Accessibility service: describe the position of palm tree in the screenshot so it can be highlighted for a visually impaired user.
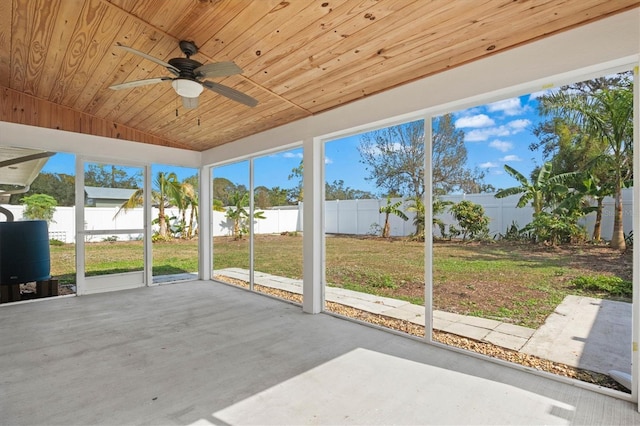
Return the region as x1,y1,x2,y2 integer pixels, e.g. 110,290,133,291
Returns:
115,171,181,240
379,196,408,238
539,83,633,251
495,162,569,214
225,192,266,240
406,196,452,240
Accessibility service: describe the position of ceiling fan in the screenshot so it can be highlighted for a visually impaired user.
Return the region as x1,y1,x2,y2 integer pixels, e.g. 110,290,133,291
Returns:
109,40,258,109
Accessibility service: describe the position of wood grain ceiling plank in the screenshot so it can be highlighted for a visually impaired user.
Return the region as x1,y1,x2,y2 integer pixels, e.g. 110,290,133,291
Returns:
166,0,247,46
73,16,146,112
60,5,133,107
23,0,62,96
233,0,363,81
284,0,615,110
105,0,134,13
195,0,283,58
48,0,110,104
86,30,170,116
8,0,33,92
304,1,640,113
2,84,189,149
201,0,311,64
0,0,12,86
127,0,189,33
35,0,85,99
99,34,180,121
261,0,454,94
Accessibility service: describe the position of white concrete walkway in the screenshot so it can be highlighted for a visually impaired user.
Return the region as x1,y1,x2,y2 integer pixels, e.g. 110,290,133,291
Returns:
215,268,631,376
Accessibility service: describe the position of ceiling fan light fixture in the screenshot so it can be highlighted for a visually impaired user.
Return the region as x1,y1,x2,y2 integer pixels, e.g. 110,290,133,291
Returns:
172,79,203,97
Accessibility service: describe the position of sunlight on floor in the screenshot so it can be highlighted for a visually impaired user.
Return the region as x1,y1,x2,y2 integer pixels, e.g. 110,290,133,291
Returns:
209,348,575,425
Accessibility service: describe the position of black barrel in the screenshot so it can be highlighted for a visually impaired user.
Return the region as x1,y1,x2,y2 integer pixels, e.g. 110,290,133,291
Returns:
0,220,51,284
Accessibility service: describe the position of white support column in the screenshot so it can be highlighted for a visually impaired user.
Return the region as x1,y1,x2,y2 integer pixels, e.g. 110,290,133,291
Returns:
199,166,212,281
74,157,85,295
143,165,154,286
423,116,434,342
302,137,324,314
633,62,640,408
249,158,255,291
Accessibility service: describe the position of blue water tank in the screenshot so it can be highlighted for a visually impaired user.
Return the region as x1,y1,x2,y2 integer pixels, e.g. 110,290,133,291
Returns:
0,220,51,284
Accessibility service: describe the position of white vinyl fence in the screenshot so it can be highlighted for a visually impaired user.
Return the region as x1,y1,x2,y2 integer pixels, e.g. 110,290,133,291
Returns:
0,188,633,242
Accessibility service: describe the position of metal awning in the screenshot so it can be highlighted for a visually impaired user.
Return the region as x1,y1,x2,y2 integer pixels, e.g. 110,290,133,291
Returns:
0,146,54,202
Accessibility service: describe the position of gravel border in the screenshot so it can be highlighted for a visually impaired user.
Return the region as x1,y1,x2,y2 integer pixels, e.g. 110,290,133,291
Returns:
214,276,629,393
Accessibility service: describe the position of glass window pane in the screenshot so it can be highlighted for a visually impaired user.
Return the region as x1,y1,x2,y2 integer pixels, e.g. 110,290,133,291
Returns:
151,165,199,283
324,121,425,336
253,148,303,303
432,71,633,394
212,161,250,287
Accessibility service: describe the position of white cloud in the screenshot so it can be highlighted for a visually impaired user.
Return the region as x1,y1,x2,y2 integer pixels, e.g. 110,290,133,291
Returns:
488,139,513,152
454,114,495,128
325,157,333,164
465,126,511,142
487,98,527,116
507,119,531,131
282,152,303,159
479,162,499,168
500,155,522,162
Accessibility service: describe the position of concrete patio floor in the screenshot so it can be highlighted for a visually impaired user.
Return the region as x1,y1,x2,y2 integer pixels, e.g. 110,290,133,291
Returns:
1,280,638,425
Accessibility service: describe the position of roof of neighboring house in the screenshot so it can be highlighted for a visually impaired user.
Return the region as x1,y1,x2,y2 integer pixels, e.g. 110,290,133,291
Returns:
84,186,137,201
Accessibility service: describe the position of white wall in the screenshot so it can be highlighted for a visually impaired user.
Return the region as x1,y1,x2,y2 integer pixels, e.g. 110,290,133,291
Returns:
9,188,630,242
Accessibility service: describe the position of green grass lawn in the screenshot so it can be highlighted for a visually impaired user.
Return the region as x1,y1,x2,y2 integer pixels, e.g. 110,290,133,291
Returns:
51,235,632,328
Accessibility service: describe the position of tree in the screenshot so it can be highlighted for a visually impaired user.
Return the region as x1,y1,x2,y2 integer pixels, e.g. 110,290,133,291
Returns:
359,120,425,198
287,160,304,203
213,177,243,207
10,172,75,206
449,200,489,241
21,193,57,224
225,192,266,239
539,76,633,250
116,172,181,240
325,179,374,200
359,116,488,199
432,114,488,195
175,176,198,239
378,197,408,238
85,164,141,189
495,162,570,215
531,117,614,242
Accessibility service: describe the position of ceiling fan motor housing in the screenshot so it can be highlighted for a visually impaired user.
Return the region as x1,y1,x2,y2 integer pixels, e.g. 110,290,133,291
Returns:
168,57,203,80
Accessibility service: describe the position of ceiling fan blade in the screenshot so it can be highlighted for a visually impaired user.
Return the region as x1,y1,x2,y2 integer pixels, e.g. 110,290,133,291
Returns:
109,77,172,90
181,96,199,109
194,61,243,79
115,42,180,76
202,81,258,107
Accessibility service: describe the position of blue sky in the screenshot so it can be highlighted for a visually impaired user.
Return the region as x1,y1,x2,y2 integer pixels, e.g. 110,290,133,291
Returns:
214,92,548,194
43,91,548,194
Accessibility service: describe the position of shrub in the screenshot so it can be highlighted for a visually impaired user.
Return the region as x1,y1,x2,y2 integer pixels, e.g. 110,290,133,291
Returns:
21,193,57,224
524,212,586,245
449,200,490,241
571,275,632,298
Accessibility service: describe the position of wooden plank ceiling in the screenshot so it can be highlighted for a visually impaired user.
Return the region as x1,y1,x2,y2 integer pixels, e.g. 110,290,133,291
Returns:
0,0,638,152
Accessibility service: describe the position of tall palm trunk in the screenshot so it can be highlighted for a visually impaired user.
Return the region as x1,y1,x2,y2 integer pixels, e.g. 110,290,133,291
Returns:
591,197,603,242
610,184,626,251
